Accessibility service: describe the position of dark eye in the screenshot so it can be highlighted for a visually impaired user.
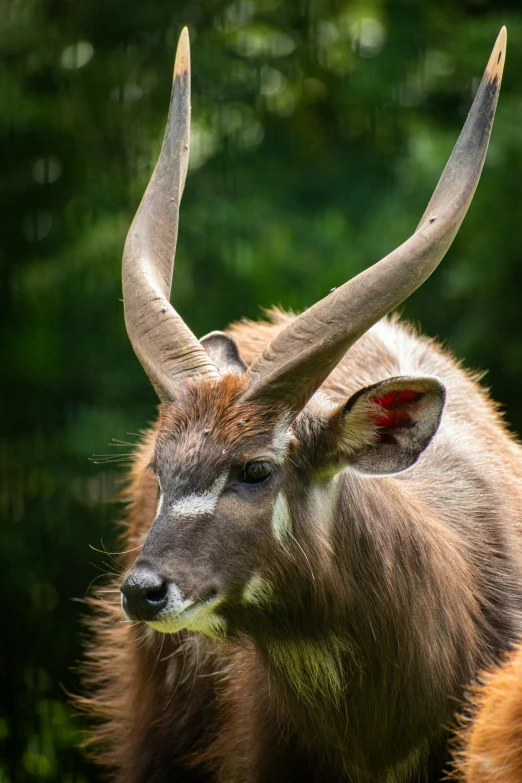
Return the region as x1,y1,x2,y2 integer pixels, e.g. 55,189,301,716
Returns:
240,461,273,485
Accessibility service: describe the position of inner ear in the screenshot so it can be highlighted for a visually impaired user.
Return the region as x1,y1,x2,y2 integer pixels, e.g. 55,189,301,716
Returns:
200,332,247,375
335,376,446,475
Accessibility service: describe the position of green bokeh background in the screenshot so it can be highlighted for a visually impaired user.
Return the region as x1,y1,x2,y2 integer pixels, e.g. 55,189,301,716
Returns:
2,0,522,780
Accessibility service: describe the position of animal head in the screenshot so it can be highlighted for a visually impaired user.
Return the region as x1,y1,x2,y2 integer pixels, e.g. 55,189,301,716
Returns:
120,27,505,637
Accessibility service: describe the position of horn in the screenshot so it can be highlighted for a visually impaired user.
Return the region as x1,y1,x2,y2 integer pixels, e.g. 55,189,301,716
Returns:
243,28,506,412
122,27,219,402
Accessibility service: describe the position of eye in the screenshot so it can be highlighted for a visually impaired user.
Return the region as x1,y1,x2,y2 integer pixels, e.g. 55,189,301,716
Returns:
240,461,273,485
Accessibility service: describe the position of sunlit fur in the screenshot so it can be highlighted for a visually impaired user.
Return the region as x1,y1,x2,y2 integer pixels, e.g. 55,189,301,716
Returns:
79,311,522,783
454,642,522,783
266,634,359,706
242,574,274,607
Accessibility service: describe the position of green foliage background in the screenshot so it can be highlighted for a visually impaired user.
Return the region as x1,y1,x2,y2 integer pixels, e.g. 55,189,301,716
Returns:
2,0,522,780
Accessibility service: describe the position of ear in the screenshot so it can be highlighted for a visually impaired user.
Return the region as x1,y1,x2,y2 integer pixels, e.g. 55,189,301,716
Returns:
334,376,445,475
200,331,247,375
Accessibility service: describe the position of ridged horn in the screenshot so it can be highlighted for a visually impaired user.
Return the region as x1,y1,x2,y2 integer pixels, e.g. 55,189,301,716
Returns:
243,27,506,412
122,27,219,402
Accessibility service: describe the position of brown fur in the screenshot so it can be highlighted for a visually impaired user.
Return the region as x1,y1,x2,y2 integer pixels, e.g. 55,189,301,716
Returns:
79,310,522,783
455,643,522,783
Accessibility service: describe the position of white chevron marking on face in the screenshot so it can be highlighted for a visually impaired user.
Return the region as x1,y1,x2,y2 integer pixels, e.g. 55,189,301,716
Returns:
272,491,292,541
169,472,228,518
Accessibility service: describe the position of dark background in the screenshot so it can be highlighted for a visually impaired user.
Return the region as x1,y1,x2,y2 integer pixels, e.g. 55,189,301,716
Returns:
2,0,522,780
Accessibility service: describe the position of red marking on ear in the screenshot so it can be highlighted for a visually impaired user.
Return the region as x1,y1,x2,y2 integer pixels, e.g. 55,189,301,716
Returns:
374,410,413,429
373,390,420,409
372,389,421,431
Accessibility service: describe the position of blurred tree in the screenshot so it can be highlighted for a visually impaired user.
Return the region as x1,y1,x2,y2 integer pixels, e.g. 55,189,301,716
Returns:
1,0,522,780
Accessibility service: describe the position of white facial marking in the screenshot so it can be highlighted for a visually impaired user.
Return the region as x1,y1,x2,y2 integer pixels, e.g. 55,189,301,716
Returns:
164,582,184,614
271,412,293,463
242,574,274,606
169,471,228,518
272,491,292,542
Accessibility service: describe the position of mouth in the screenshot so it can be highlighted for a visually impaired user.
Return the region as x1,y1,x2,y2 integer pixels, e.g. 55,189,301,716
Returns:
146,590,226,638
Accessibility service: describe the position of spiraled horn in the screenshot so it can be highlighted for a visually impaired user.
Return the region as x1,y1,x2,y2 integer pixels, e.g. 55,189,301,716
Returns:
243,28,506,414
122,27,219,402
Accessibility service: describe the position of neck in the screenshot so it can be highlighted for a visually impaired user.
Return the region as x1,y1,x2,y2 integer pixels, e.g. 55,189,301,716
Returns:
235,469,482,775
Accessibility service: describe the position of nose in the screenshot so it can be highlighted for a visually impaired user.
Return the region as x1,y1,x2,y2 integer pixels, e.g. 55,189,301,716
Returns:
120,568,169,621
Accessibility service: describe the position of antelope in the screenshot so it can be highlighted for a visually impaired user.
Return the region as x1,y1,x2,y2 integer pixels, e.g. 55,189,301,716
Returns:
80,27,522,783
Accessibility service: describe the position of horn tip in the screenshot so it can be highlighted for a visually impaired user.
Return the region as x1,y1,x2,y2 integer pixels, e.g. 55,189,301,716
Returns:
485,26,507,86
174,27,190,82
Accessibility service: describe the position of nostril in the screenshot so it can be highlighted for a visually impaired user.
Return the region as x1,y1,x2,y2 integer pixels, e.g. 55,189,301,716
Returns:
144,582,168,605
